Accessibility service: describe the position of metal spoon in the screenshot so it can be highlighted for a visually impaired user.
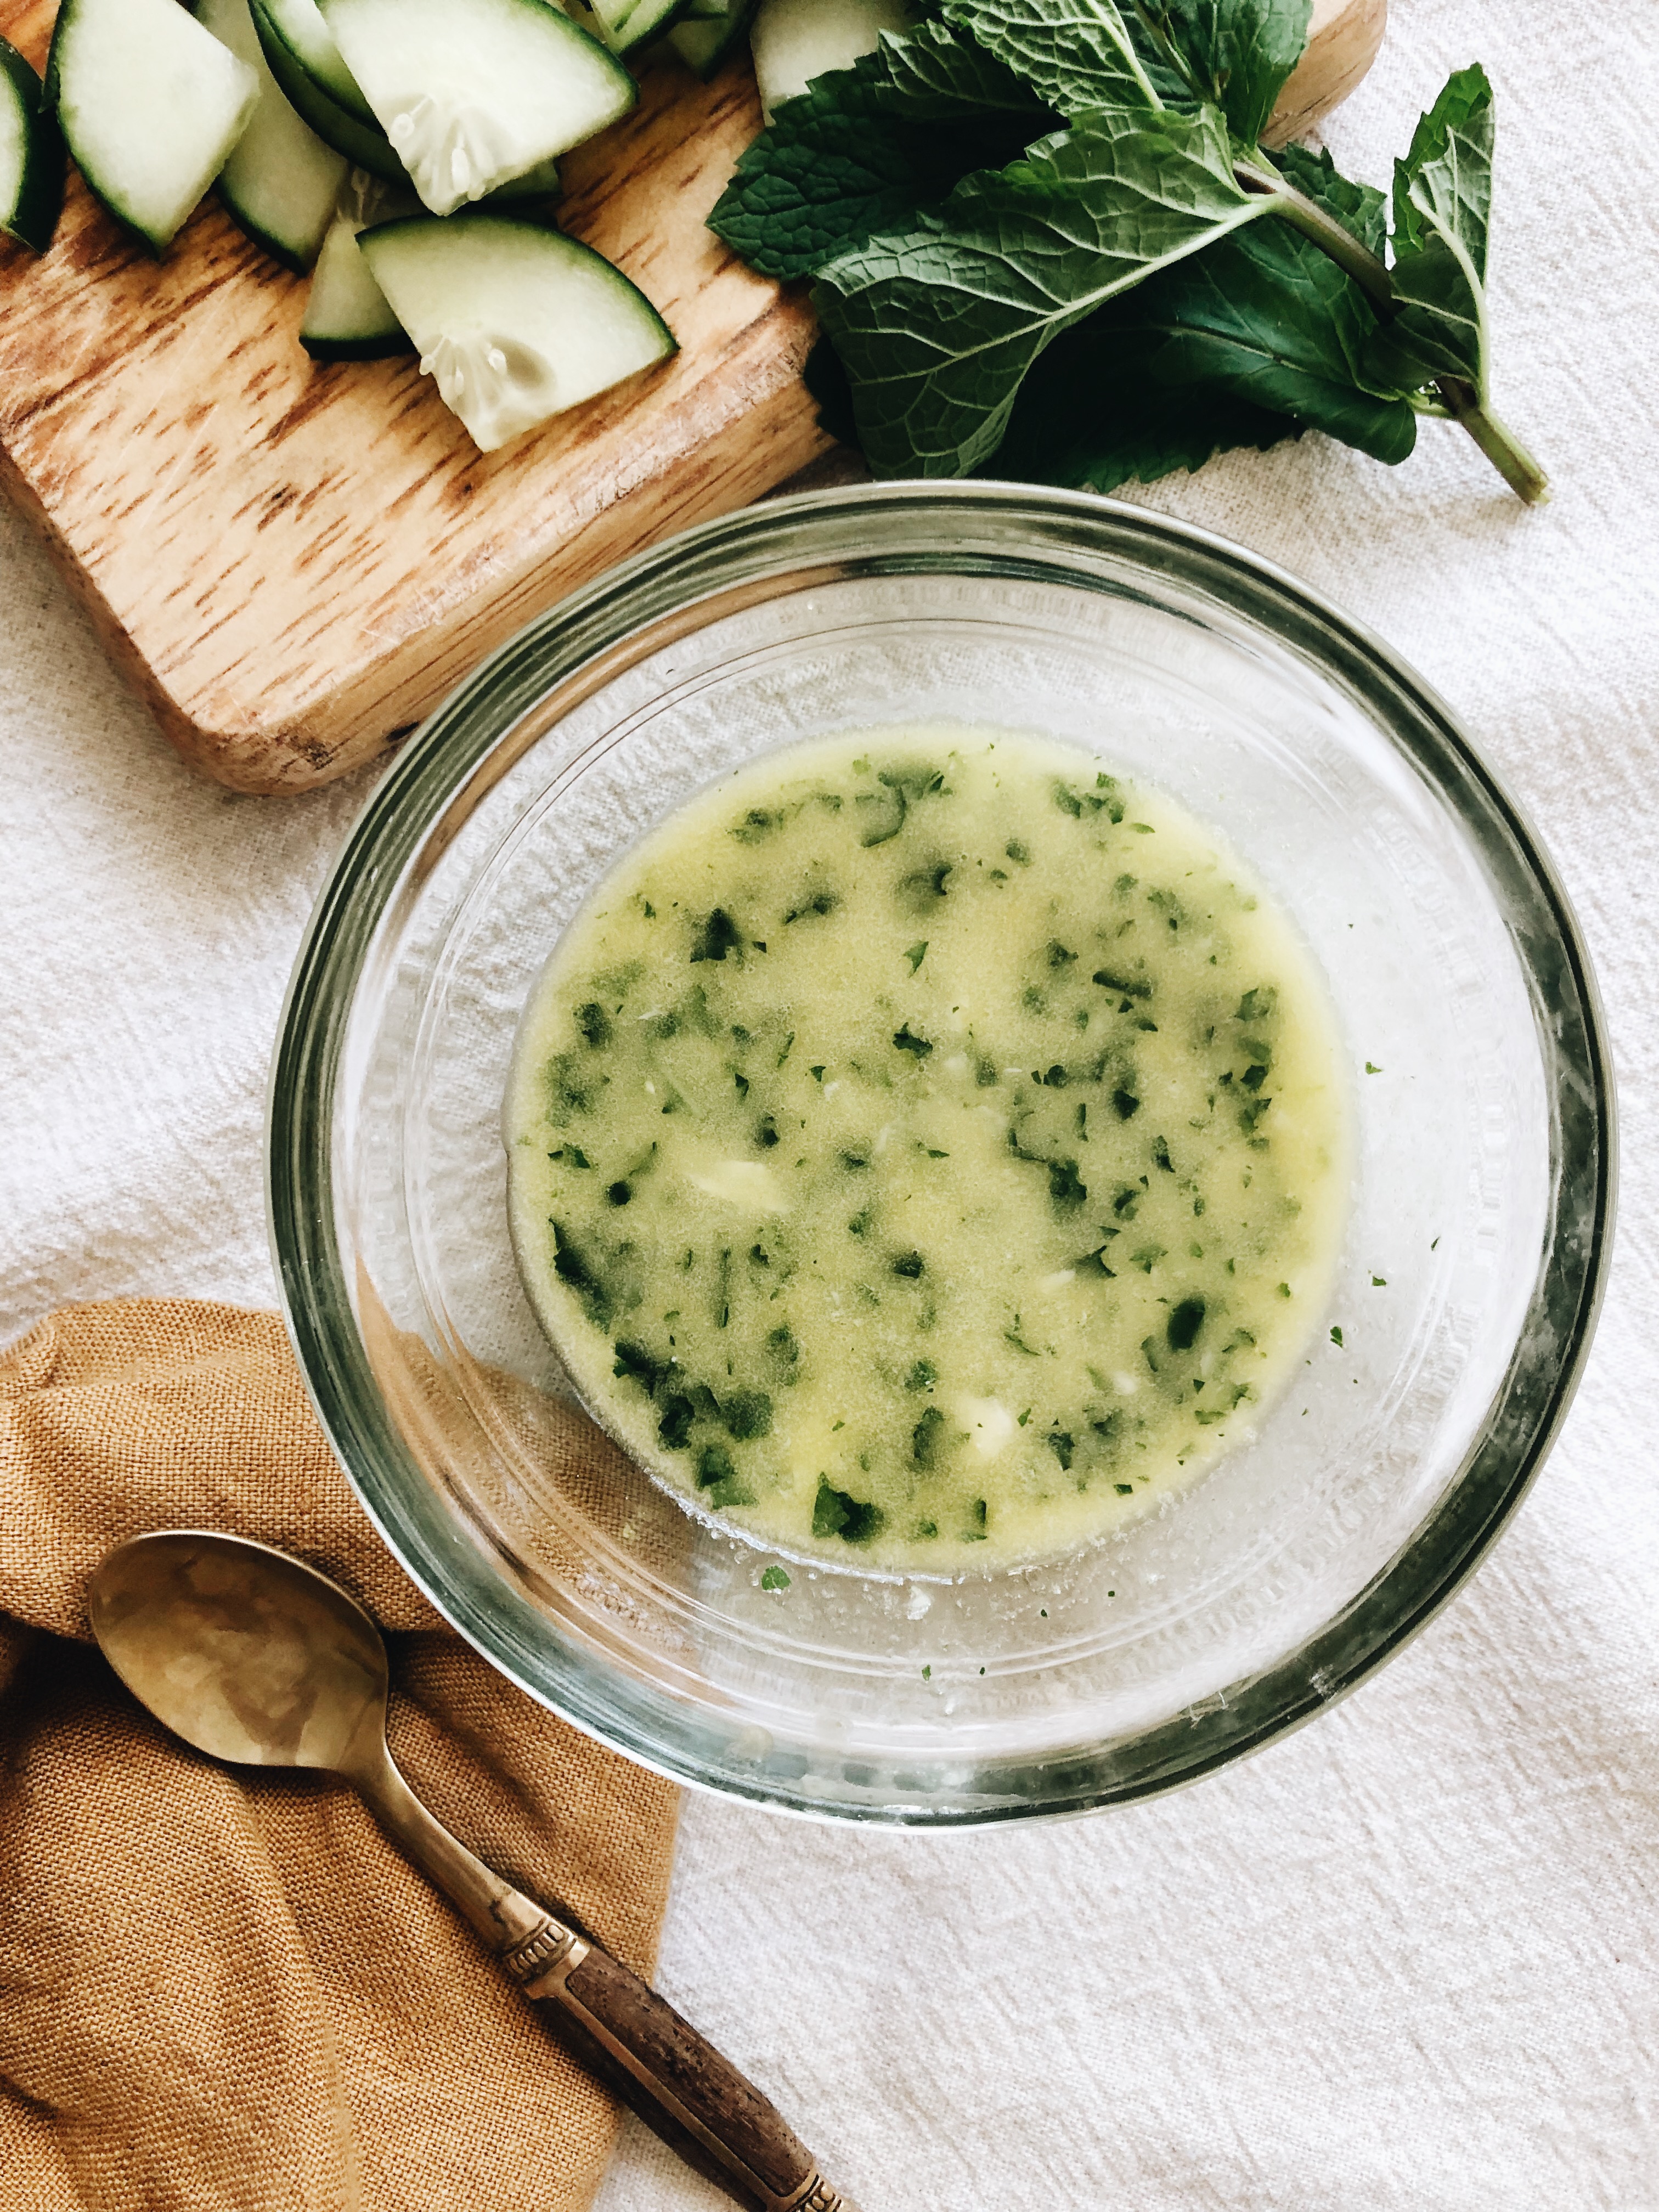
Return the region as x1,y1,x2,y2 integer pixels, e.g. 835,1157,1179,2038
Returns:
88,1528,858,2212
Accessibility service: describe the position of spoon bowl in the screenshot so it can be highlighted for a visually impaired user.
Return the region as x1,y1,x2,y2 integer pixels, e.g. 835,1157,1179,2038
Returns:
90,1530,389,1775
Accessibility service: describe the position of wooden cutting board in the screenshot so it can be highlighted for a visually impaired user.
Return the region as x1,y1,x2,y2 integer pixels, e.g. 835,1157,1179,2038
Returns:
0,0,1383,795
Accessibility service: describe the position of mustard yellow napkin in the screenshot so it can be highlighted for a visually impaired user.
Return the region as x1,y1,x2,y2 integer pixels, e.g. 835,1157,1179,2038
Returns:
0,1299,679,2212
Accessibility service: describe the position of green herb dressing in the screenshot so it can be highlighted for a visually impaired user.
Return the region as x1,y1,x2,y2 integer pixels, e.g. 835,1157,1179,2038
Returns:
505,729,1349,1571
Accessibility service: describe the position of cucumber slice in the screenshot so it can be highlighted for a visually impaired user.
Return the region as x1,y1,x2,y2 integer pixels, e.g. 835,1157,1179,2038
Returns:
586,0,691,60
358,212,674,451
749,0,909,119
300,209,410,358
667,0,759,81
257,0,373,123
0,36,64,254
249,0,402,179
249,0,565,199
46,0,260,253
320,0,635,216
200,0,346,272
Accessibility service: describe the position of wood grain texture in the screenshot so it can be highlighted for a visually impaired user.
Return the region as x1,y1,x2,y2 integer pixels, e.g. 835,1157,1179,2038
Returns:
0,0,828,792
0,0,1383,796
542,1942,819,2210
1263,0,1388,149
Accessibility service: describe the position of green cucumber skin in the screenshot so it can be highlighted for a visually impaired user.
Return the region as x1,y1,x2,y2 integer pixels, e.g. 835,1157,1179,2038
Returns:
213,189,314,276
597,0,695,60
299,326,414,360
249,0,404,180
667,0,758,81
0,35,65,254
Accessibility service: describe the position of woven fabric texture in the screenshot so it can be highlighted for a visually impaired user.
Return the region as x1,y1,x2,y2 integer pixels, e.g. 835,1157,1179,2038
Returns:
1,0,1656,2205
0,1301,679,2212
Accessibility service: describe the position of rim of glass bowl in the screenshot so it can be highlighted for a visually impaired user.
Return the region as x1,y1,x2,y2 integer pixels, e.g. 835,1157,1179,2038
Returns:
269,482,1615,1827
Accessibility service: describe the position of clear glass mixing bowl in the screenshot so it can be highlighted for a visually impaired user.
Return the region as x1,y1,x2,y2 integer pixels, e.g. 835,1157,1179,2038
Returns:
269,484,1613,1825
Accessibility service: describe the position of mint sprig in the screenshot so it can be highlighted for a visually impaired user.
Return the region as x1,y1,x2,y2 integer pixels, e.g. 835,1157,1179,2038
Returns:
816,104,1274,475
1363,63,1547,503
709,0,1548,502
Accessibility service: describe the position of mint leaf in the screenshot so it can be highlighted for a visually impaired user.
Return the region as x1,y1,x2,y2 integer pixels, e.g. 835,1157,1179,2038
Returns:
814,103,1273,476
941,0,1161,117
1123,5,1203,108
1361,63,1547,501
709,24,1052,280
803,331,861,442
1135,0,1311,148
996,216,1415,488
1271,141,1387,258
1366,63,1492,393
1126,223,1417,455
995,349,1294,492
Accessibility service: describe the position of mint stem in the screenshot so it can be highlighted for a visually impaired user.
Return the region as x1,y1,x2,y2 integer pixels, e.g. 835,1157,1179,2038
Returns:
1431,377,1552,505
1235,161,1550,505
1242,166,1395,308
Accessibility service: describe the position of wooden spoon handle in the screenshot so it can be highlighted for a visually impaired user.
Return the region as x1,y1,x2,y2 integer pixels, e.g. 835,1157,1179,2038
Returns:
510,1927,857,2212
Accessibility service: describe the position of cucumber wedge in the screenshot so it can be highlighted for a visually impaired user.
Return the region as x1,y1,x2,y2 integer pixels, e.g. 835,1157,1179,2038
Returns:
358,212,674,451
749,0,909,120
200,0,346,272
301,208,410,359
249,0,565,200
46,0,260,254
319,0,634,216
667,0,759,81
586,0,691,60
249,0,401,179
257,0,373,122
0,36,64,254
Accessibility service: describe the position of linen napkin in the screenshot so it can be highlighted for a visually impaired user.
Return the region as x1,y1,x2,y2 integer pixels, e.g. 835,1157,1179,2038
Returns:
0,1297,680,2212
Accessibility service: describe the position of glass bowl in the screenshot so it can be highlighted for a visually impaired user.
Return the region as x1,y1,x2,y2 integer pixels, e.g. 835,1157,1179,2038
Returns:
269,483,1613,1826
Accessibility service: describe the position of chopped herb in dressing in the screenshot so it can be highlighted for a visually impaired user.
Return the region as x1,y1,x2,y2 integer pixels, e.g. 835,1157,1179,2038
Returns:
506,728,1348,1570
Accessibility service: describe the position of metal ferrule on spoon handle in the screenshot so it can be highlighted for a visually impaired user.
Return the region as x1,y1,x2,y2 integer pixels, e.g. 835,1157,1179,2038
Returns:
360,1748,860,2212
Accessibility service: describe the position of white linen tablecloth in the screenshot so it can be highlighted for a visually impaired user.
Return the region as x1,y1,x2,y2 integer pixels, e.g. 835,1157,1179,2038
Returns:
3,2,1656,2202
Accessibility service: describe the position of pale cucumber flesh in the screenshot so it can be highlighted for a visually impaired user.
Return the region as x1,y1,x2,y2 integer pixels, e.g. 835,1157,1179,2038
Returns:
359,212,674,450
200,0,345,272
48,0,260,252
0,74,22,228
301,210,411,357
750,0,909,120
321,0,634,216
